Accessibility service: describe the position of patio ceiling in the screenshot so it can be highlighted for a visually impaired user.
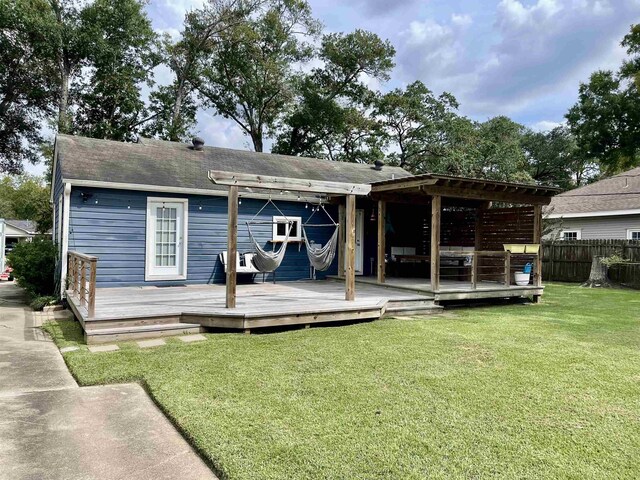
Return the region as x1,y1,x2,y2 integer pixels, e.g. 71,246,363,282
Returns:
370,174,560,205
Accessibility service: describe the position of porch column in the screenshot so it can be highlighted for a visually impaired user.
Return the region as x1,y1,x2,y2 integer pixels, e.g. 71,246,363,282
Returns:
377,200,386,283
345,194,356,301
533,204,543,287
226,185,238,308
430,195,441,291
338,202,345,278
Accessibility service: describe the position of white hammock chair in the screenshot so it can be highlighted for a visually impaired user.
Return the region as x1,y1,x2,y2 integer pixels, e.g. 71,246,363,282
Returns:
302,204,339,271
246,198,292,273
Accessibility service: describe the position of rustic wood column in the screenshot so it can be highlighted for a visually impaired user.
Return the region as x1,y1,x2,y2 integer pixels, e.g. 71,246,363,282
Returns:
533,204,543,287
345,194,356,301
226,186,238,308
430,195,441,291
338,202,346,278
377,200,386,283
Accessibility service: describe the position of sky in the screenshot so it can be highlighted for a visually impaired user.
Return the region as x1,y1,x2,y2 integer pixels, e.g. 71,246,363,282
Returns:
27,0,640,175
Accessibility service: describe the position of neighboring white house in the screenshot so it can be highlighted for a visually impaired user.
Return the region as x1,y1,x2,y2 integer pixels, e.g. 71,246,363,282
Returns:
0,219,38,272
547,166,640,240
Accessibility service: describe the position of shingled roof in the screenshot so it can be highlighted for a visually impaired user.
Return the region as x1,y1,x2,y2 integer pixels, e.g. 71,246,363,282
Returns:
54,134,411,193
4,220,37,234
548,166,640,216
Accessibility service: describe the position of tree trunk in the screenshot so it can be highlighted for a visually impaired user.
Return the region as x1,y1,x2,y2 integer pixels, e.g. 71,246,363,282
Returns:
169,79,186,141
582,255,613,288
251,129,263,152
58,63,71,134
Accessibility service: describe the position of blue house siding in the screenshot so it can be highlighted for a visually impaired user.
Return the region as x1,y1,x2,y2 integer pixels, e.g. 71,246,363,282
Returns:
67,186,338,287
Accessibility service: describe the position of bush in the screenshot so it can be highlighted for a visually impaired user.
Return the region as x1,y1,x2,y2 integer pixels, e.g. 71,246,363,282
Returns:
30,295,58,311
7,237,57,297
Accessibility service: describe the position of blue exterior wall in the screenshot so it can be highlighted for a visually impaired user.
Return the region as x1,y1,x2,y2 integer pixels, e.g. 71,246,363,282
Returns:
66,186,339,287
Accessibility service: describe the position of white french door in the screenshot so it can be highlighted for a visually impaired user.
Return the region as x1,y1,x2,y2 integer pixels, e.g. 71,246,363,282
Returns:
145,198,188,281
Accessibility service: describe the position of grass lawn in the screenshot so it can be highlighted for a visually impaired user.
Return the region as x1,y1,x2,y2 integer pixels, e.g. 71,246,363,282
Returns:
44,284,640,479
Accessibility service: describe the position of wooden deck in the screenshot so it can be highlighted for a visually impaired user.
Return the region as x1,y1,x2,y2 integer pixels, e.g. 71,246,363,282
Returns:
329,276,544,302
66,280,442,344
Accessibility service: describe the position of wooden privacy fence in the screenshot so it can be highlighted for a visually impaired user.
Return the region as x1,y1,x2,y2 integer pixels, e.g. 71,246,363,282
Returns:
67,251,98,317
542,240,640,286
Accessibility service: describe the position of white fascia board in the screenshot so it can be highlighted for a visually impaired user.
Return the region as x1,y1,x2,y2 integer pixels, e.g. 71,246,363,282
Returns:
547,209,640,219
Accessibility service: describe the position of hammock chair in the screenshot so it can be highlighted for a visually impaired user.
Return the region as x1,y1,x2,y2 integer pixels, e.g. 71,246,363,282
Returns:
246,197,292,273
302,204,339,271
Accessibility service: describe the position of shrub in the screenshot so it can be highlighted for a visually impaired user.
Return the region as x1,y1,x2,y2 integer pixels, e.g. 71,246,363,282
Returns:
7,237,57,297
30,295,58,311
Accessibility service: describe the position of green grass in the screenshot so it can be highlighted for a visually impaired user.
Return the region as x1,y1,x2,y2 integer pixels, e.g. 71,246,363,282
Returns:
44,284,640,479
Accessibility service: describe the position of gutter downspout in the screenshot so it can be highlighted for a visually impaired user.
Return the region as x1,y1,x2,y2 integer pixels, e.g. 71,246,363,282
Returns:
0,219,5,273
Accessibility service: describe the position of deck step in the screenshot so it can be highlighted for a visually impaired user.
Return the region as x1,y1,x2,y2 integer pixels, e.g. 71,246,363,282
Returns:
384,305,443,317
85,322,204,344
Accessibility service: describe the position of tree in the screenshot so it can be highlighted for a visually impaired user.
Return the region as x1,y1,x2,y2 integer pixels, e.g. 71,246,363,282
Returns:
566,24,640,175
196,0,321,152
146,0,251,141
375,81,459,170
0,0,58,173
273,29,395,160
72,0,160,141
0,174,52,233
521,125,594,189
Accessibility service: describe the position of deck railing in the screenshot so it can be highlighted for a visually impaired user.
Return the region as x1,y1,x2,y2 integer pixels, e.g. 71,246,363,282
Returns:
440,250,540,290
67,251,98,318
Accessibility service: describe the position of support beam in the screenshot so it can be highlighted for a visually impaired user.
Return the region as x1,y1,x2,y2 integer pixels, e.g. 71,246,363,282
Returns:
377,200,386,283
504,252,511,286
338,202,345,278
209,170,371,196
430,195,441,292
226,185,238,308
345,194,356,301
533,204,543,287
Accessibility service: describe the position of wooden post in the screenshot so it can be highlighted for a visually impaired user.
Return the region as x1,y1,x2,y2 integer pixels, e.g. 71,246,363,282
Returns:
504,251,511,286
226,186,238,308
338,202,345,278
430,195,441,291
88,259,97,318
533,204,542,287
377,200,386,283
471,253,478,290
345,194,356,301
68,256,75,294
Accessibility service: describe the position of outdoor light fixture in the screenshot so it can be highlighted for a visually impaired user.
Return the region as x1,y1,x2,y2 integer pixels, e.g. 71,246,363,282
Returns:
80,192,93,203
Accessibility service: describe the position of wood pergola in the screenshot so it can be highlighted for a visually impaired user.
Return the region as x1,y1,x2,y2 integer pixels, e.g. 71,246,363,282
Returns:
369,174,559,296
208,170,371,308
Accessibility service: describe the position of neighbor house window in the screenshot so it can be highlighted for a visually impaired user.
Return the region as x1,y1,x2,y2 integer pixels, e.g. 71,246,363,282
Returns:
628,229,640,240
272,216,302,242
561,230,581,240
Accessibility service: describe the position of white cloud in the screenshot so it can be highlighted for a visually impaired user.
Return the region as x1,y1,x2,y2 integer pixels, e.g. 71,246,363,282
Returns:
530,120,563,132
451,13,472,28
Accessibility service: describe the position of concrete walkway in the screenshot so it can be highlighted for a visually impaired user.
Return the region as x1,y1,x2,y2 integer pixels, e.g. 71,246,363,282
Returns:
0,282,217,480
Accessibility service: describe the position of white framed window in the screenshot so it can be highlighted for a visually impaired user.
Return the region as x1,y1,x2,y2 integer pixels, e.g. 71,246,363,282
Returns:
627,229,640,240
560,229,581,240
145,197,188,281
272,216,302,242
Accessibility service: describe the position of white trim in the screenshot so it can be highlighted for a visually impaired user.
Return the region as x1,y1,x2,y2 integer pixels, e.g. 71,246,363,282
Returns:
627,228,640,240
60,183,71,297
560,229,581,240
62,178,322,203
145,197,189,281
548,208,640,219
0,220,5,272
272,216,302,242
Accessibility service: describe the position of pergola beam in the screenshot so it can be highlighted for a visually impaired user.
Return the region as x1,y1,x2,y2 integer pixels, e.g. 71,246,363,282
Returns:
209,170,371,196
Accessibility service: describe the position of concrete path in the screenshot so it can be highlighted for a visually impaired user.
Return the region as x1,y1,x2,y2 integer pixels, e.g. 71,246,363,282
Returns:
0,282,217,480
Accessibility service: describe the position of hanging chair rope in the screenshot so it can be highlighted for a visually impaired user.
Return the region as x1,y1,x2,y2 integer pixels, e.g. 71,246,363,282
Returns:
302,204,339,271
245,197,292,273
